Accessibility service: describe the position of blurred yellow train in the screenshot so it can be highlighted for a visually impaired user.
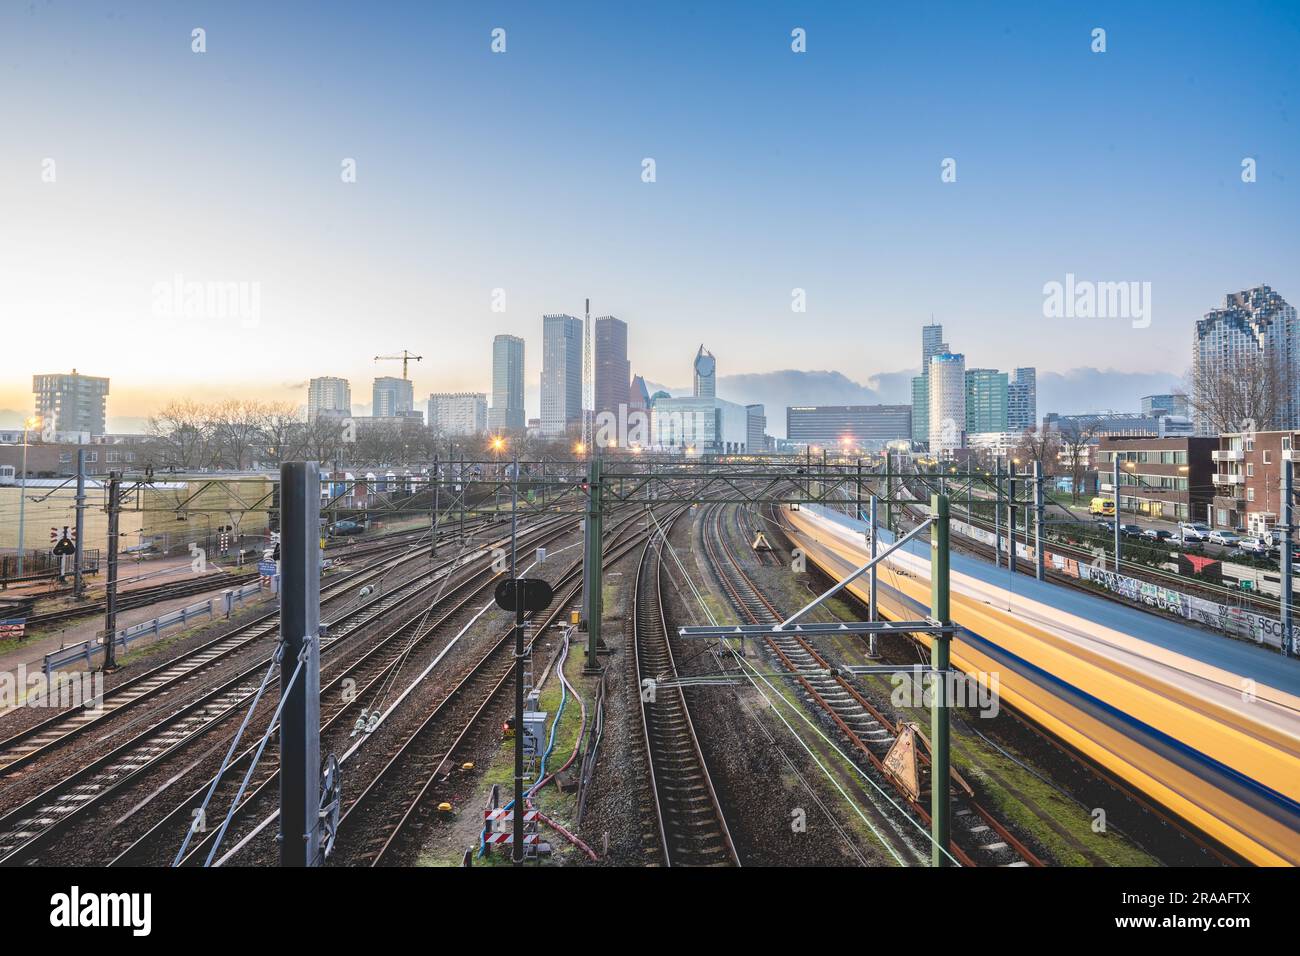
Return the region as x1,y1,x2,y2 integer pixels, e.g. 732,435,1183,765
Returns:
782,504,1300,866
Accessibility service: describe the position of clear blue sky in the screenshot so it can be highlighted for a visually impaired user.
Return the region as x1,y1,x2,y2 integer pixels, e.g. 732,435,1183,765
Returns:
2,0,1297,429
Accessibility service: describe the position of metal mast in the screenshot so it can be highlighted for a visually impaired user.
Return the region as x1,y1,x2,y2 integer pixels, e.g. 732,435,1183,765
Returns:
581,297,593,451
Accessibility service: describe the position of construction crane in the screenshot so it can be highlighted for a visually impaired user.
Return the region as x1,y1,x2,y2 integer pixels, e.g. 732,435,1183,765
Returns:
374,350,423,380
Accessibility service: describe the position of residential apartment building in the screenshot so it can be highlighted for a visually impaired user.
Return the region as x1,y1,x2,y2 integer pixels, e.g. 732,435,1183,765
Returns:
33,370,110,437
1211,430,1300,534
308,376,351,420
1096,435,1215,523
427,392,487,437
1192,285,1298,434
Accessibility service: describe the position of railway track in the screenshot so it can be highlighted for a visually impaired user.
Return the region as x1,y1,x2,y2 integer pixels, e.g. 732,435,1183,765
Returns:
25,571,262,629
176,509,638,867
110,560,525,866
321,514,652,867
702,503,1043,868
0,516,580,865
0,520,532,775
631,516,739,867
20,519,494,631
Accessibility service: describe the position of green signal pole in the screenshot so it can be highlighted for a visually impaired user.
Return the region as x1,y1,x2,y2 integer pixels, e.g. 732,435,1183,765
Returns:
930,492,951,867
584,456,603,670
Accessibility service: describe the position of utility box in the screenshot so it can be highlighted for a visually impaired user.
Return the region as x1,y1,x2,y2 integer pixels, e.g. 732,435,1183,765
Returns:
535,547,547,564
522,711,548,756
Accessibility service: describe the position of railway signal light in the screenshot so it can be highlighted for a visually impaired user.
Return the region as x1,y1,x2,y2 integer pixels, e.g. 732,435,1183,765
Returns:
494,577,554,613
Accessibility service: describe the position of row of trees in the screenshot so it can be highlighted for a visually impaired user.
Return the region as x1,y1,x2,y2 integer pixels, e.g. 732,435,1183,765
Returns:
147,400,326,470
144,400,579,471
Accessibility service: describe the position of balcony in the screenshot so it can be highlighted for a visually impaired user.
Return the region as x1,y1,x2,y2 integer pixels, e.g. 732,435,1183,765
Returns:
1212,449,1244,461
1214,472,1245,485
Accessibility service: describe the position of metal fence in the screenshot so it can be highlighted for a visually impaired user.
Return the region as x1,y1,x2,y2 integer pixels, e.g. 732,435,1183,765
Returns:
42,580,267,677
0,548,101,586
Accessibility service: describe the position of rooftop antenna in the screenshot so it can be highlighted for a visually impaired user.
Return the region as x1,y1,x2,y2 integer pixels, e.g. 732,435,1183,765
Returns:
582,298,593,452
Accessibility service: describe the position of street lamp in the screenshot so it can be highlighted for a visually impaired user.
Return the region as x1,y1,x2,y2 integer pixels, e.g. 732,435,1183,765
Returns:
16,416,38,578
1178,464,1189,523
490,436,505,512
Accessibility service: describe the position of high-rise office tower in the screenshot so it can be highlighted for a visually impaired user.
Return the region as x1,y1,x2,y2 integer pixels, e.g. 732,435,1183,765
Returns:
964,368,1009,435
308,376,351,420
1193,286,1298,434
32,370,110,437
372,376,414,418
911,324,949,444
540,314,583,437
1007,367,1037,432
745,404,767,452
693,345,716,399
921,324,946,365
489,334,526,432
594,316,630,419
928,352,966,456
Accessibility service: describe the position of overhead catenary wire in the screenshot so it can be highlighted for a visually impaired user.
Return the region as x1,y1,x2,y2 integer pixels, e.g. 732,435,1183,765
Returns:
665,501,956,866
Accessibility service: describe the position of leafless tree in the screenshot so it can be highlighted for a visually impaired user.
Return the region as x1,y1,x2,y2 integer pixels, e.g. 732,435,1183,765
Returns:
210,400,270,470
260,402,307,467
1056,416,1100,503
146,400,215,470
1184,349,1285,434
304,415,351,464
1014,427,1061,477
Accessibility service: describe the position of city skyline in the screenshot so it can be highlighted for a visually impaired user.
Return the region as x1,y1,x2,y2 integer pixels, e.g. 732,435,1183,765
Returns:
4,2,1296,431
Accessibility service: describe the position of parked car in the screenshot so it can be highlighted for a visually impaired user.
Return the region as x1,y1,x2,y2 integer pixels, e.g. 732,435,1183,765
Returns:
1119,524,1144,538
1142,528,1173,541
1238,537,1272,556
1179,522,1211,543
1209,529,1242,547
